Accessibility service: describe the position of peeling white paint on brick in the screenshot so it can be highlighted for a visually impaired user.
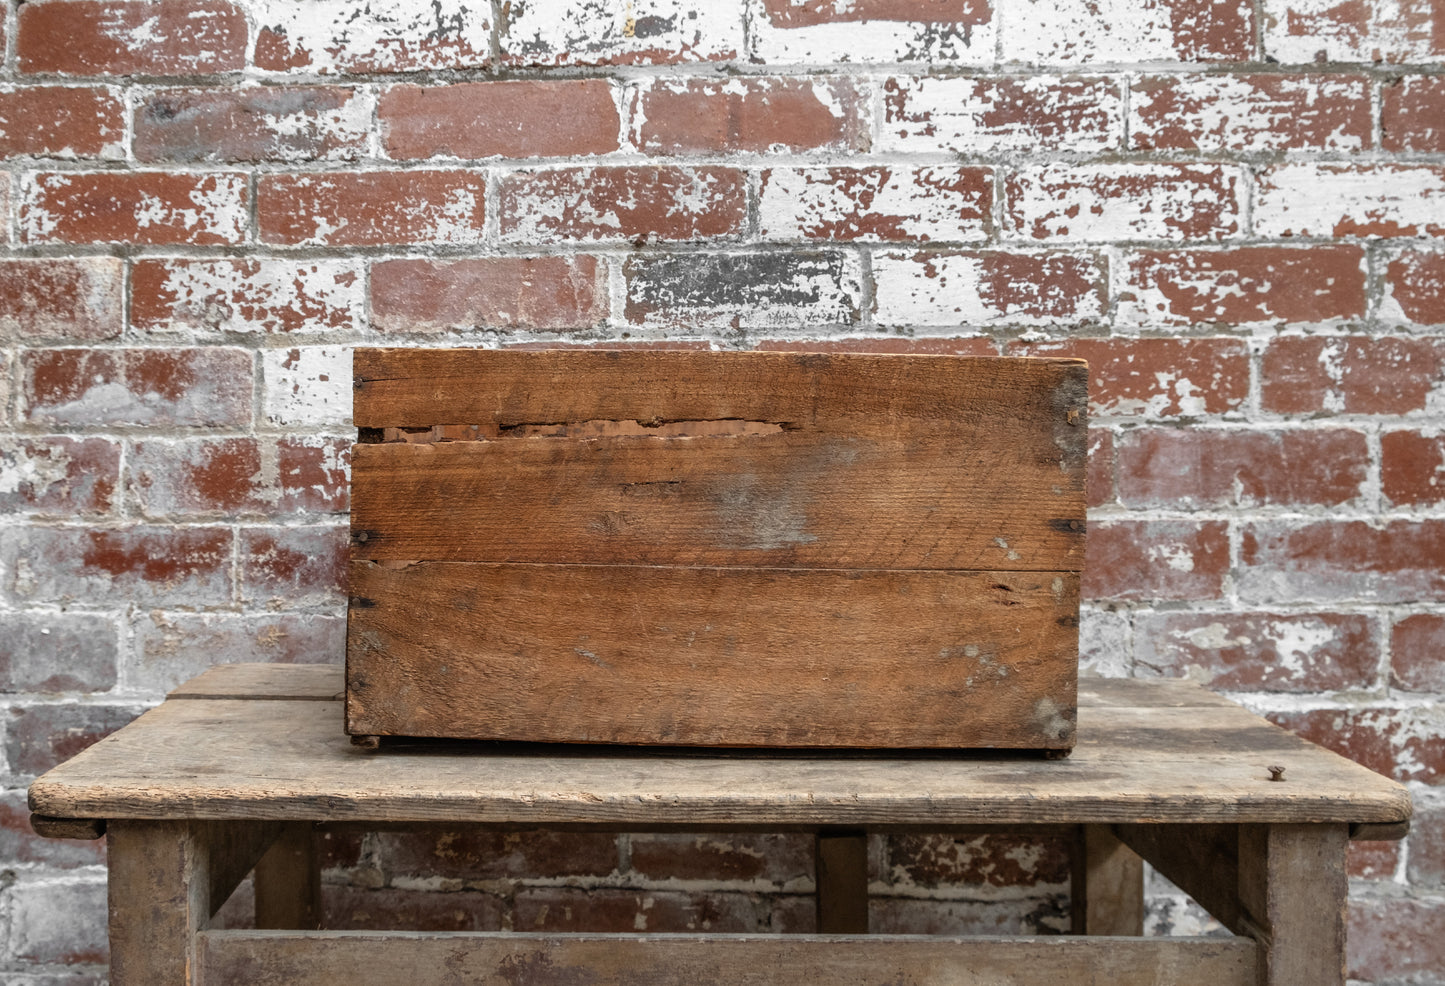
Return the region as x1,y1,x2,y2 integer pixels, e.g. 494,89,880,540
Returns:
760,167,988,242
254,0,491,73
880,76,1122,154
748,0,996,64
1130,74,1368,152
1254,164,1445,238
0,441,72,497
1001,0,1181,64
873,251,1105,325
136,260,365,335
503,0,744,65
1008,164,1241,242
1262,0,1441,63
263,346,352,427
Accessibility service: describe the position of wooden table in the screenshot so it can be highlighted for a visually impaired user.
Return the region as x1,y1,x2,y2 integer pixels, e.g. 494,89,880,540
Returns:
28,665,1410,986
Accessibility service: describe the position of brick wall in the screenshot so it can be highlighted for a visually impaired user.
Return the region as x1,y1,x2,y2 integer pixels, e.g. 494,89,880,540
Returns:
1,0,1442,981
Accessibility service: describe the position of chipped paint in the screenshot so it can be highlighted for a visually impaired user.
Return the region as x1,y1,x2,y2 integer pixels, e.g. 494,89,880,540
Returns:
881,75,1121,153
263,346,353,427
1131,73,1369,152
1263,0,1443,63
1255,164,1445,238
1008,164,1242,242
132,259,364,335
761,167,990,242
503,0,743,65
254,0,491,73
749,0,995,63
874,250,1105,326
1003,0,1249,63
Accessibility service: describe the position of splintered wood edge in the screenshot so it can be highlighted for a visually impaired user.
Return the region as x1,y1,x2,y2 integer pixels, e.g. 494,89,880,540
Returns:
29,814,106,840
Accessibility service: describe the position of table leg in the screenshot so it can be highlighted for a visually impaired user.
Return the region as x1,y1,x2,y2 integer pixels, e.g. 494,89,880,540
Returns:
255,821,322,930
108,820,281,986
815,830,869,933
1239,824,1349,986
1071,824,1144,935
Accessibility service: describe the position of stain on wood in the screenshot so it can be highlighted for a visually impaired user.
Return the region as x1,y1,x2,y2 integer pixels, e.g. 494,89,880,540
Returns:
348,349,1088,749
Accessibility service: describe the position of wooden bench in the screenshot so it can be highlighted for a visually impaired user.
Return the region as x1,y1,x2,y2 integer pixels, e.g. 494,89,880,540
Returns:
29,663,1410,986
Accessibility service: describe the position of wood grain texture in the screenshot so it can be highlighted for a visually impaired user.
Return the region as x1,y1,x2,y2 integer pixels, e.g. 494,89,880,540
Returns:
198,930,1257,986
1115,824,1244,932
254,823,321,931
349,434,1085,570
168,662,344,702
352,349,1089,441
347,561,1079,748
1073,824,1144,936
1239,824,1350,986
27,671,1412,827
28,814,105,840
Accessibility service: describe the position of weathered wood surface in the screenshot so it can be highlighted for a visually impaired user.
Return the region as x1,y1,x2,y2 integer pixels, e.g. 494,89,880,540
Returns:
816,833,869,934
348,562,1078,748
352,349,1089,439
1115,824,1245,933
28,814,105,840
28,669,1411,827
1239,824,1350,986
254,822,321,931
168,662,344,702
348,349,1086,751
1072,824,1144,936
349,435,1085,570
198,930,1257,986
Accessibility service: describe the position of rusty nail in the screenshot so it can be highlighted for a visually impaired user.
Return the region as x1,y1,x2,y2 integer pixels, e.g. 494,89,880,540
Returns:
1268,765,1286,782
1066,408,1081,425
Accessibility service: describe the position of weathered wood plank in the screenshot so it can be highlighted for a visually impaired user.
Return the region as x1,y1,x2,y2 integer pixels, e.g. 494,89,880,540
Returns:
1115,824,1243,932
1072,824,1144,936
1239,824,1350,986
349,433,1084,572
29,688,1412,827
28,814,105,840
168,662,344,702
1077,676,1237,708
352,349,1089,441
254,823,321,931
816,832,869,934
347,561,1079,749
198,930,1257,986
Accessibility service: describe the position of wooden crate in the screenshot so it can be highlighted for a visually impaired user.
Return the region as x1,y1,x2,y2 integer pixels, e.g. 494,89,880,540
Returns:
347,348,1088,751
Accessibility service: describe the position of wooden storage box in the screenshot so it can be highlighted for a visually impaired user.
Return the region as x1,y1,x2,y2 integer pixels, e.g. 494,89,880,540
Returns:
346,349,1087,751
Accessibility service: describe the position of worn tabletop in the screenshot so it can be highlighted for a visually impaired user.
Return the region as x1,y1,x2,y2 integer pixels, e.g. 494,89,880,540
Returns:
29,664,1410,829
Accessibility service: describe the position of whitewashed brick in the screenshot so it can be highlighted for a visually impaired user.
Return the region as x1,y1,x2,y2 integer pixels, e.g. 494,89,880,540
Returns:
1254,164,1445,238
502,0,745,65
263,346,352,428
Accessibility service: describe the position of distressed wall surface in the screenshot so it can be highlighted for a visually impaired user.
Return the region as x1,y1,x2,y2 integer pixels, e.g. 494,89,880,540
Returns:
0,0,1442,982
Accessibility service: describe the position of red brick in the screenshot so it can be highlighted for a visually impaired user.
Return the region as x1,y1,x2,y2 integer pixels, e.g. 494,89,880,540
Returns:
1382,429,1445,506
134,87,369,163
1382,75,1445,151
240,525,346,606
22,347,252,427
1007,164,1242,241
499,167,745,244
0,790,106,866
375,827,617,881
323,886,503,932
1240,520,1445,604
623,252,860,330
1133,612,1376,691
1255,164,1445,238
881,76,1121,154
1347,840,1400,880
871,896,1068,935
18,0,245,75
1083,520,1230,602
1383,247,1445,325
22,171,247,245
0,258,123,342
0,86,124,157
1131,74,1369,152
5,703,138,776
1264,0,1445,63
1117,427,1366,508
888,833,1071,889
371,257,607,333
2,525,233,607
258,171,486,246
1006,338,1249,419
1391,614,1445,692
1,613,118,693
131,259,364,335
632,77,867,155
1261,335,1445,415
255,1,489,74
752,0,993,62
755,338,997,356
130,613,343,693
1348,897,1445,982
9,879,109,964
1120,246,1365,327
630,833,813,885
1006,0,1252,63
513,887,769,934
1,436,120,515
382,80,619,160
500,1,742,66
1406,800,1445,886
129,437,349,517
1087,429,1113,507
760,166,991,242
1269,706,1445,783
874,249,1106,327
